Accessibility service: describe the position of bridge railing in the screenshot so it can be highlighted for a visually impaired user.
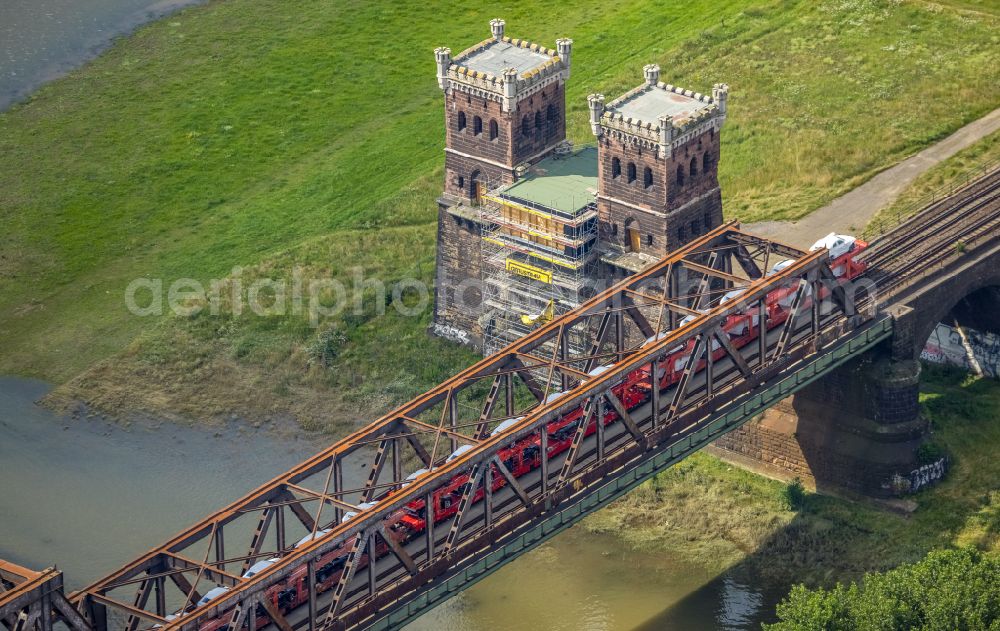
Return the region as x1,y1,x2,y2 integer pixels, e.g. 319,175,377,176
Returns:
863,157,1000,240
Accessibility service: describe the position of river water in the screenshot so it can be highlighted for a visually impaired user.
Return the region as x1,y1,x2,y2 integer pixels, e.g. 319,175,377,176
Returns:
0,377,783,629
0,376,323,581
0,0,204,110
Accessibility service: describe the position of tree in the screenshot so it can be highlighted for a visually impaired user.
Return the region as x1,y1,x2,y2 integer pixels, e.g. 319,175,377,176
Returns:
766,548,1000,630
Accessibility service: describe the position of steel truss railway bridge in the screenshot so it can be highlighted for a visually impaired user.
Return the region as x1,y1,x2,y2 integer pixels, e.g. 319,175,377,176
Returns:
4,167,999,631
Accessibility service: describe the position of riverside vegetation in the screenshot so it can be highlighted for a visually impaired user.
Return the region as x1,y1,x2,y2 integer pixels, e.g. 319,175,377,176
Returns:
766,548,1000,630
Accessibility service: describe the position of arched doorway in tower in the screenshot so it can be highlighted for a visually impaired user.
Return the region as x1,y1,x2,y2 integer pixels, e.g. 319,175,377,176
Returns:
625,218,641,253
469,170,482,203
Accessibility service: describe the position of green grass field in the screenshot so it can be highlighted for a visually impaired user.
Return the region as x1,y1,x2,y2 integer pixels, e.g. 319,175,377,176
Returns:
2,0,998,428
583,367,1000,584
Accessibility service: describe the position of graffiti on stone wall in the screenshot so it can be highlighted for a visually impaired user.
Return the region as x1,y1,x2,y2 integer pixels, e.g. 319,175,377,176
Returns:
885,457,948,495
921,322,1000,378
432,322,471,346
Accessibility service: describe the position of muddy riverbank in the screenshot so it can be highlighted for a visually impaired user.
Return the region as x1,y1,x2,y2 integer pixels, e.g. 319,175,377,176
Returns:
0,0,206,110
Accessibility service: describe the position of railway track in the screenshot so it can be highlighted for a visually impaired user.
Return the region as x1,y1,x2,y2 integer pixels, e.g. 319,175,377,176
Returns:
865,162,1000,248
862,166,1000,300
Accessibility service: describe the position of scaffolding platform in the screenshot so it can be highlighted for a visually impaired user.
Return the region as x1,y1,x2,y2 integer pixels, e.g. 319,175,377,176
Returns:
479,146,600,357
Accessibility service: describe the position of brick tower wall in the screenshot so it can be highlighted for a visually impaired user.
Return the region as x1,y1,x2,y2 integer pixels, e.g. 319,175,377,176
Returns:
432,208,484,346
443,83,567,203
511,83,566,165
433,24,572,348
597,127,723,255
443,92,515,200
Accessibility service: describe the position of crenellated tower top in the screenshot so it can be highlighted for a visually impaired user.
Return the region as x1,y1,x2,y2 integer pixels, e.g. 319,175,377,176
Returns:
590,70,729,159
592,67,730,255
433,20,573,204
434,20,572,113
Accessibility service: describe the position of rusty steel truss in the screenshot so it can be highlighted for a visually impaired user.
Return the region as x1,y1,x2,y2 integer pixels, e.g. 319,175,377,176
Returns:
68,221,879,631
1,560,89,631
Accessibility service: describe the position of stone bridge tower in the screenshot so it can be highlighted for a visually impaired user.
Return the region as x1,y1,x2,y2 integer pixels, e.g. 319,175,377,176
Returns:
590,65,729,262
432,20,572,345
435,19,572,204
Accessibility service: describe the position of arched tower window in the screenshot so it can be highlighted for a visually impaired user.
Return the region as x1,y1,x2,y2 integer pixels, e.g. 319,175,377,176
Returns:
627,162,637,183
643,167,653,189
689,156,698,177
703,152,713,173
547,104,558,124
522,115,531,138
457,111,467,132
473,116,483,136
489,119,498,141
612,157,621,179
534,111,543,130
676,165,685,187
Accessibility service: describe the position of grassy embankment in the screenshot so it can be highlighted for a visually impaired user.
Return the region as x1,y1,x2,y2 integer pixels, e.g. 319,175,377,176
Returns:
0,0,997,429
584,366,1000,585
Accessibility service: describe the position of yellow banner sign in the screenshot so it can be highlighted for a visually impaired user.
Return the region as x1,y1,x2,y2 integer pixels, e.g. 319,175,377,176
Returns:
506,259,552,284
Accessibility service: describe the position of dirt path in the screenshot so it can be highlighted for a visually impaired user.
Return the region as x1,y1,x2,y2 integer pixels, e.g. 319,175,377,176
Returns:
745,108,1000,249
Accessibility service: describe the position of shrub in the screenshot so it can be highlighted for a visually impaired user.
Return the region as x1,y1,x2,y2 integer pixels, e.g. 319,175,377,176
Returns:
766,548,1000,630
307,328,346,368
780,477,807,511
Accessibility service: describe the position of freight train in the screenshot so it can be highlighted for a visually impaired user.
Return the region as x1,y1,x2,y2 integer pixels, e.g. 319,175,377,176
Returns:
174,233,867,631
